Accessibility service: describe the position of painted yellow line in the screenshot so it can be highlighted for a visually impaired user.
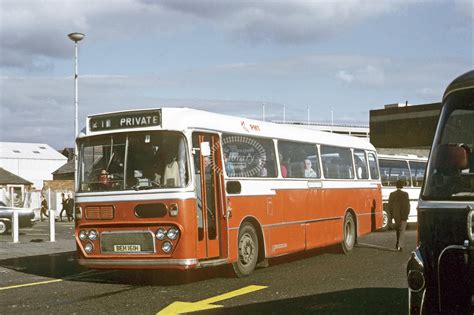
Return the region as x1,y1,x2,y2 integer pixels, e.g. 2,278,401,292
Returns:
157,285,268,314
0,269,118,292
0,279,63,291
199,285,267,304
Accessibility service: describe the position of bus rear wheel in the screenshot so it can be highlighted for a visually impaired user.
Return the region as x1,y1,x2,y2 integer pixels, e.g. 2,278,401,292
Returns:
341,212,356,254
232,222,259,278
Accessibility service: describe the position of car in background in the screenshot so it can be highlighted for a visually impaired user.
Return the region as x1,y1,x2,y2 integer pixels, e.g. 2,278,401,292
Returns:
0,201,36,235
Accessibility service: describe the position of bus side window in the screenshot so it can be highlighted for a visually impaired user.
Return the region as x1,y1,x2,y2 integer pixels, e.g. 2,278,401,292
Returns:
353,149,368,179
367,152,380,180
277,140,320,179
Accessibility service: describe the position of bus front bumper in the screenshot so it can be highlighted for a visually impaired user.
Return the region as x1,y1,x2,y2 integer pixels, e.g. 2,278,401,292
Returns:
78,258,199,269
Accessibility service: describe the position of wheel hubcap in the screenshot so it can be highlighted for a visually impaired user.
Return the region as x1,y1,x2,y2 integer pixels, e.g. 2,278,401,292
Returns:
345,220,354,247
0,222,6,233
239,233,255,265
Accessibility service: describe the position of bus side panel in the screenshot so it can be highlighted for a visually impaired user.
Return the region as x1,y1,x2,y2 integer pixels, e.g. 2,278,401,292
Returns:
227,195,275,262
354,187,383,235
269,188,307,256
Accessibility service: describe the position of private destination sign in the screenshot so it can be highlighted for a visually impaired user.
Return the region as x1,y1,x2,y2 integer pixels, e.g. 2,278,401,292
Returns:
89,110,162,131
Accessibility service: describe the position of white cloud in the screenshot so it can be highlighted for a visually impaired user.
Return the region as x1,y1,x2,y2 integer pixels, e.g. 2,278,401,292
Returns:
336,70,355,83
0,0,411,71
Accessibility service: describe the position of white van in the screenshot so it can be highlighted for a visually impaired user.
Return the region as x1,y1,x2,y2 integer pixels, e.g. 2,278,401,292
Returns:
378,154,428,230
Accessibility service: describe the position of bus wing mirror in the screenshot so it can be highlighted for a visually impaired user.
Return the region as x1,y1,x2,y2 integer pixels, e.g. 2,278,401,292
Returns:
200,142,211,157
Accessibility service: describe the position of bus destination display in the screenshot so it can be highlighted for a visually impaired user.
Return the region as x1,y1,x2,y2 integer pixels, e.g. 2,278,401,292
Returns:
89,110,162,131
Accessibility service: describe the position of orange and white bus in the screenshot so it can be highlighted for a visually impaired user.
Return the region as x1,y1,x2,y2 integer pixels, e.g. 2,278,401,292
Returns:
75,108,383,276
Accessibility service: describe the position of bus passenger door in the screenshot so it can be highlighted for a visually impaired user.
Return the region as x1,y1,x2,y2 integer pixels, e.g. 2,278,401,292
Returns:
193,133,224,259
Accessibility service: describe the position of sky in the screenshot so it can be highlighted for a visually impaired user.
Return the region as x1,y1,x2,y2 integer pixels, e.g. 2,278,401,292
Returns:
0,0,472,150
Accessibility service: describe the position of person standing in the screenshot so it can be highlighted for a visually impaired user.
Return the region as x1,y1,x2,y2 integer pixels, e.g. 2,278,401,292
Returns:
65,194,74,222
59,193,67,221
40,195,49,222
388,180,410,251
304,159,317,178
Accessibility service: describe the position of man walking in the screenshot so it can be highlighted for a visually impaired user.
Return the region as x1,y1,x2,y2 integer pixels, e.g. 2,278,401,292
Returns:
59,193,67,221
388,180,410,251
40,195,49,221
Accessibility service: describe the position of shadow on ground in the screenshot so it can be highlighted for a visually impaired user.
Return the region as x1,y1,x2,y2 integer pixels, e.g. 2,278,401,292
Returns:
0,241,397,287
196,287,407,315
0,251,233,286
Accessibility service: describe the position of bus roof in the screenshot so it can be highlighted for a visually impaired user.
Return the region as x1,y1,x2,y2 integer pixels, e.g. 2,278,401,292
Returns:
443,70,474,100
82,107,376,151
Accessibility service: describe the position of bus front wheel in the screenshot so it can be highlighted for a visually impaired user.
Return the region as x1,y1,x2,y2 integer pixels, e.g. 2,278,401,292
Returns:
341,212,356,254
232,222,259,277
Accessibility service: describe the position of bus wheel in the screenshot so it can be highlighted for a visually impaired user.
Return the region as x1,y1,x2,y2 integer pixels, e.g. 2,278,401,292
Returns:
380,210,390,231
341,212,356,254
0,221,8,235
232,222,259,277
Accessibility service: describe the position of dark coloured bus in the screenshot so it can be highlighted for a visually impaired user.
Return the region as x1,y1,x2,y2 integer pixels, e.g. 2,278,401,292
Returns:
407,70,474,314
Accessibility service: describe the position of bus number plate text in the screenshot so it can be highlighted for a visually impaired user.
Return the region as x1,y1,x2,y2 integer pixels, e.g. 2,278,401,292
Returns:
114,244,141,252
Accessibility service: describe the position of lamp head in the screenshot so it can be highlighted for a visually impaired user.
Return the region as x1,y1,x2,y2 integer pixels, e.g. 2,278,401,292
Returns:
68,32,85,42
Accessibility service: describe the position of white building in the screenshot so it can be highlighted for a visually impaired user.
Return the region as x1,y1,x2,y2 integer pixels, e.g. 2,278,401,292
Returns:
0,142,67,189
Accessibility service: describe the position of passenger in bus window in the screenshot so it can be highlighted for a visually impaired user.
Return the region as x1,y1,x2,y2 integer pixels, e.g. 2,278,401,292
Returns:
164,157,179,187
279,154,288,177
259,158,267,177
304,159,317,178
388,180,409,252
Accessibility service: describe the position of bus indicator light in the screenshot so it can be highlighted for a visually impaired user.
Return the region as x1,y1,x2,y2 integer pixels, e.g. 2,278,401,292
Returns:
169,204,179,217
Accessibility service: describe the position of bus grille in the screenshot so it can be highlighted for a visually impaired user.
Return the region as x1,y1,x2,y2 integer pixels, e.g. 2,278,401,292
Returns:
85,206,114,220
100,231,155,254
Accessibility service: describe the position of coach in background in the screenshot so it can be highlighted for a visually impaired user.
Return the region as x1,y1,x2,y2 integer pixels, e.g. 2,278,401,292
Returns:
388,180,410,251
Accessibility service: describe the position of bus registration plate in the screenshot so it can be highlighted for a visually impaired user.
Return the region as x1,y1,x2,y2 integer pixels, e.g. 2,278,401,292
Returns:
114,245,141,252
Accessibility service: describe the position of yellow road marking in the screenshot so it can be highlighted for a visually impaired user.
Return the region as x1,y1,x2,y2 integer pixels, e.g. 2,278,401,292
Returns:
0,270,117,291
157,285,268,314
0,279,63,291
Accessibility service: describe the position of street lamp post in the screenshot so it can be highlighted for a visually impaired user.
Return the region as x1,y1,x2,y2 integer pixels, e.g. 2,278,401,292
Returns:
67,32,85,139
67,32,85,200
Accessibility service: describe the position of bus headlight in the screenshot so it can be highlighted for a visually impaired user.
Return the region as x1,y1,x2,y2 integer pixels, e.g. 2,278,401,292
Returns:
156,228,166,240
84,242,94,253
79,230,88,241
407,270,425,292
167,228,179,240
162,241,172,253
407,250,425,292
88,230,98,241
